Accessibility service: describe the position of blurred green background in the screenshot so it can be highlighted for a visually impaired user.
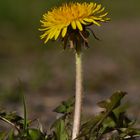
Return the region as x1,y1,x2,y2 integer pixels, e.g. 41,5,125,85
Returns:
0,0,140,128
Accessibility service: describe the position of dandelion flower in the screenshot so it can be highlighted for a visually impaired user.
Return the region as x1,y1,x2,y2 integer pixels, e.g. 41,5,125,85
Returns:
39,2,109,51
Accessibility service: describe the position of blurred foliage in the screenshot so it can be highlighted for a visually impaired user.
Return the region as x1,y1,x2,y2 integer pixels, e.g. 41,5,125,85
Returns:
0,91,140,140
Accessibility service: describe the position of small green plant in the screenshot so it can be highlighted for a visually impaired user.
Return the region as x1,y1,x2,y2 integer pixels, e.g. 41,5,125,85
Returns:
0,91,140,140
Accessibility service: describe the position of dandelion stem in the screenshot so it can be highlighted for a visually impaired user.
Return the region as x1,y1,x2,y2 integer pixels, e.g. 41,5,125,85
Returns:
72,51,83,140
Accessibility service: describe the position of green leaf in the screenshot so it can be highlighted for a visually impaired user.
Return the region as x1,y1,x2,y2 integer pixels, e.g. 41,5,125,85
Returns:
22,94,28,132
28,128,45,140
113,104,129,120
52,118,69,140
97,91,127,111
62,97,74,107
54,97,74,114
8,130,15,140
78,114,102,138
102,117,116,129
54,104,67,114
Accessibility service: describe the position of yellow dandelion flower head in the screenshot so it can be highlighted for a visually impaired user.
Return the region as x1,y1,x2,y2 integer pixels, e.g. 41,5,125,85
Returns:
39,2,110,50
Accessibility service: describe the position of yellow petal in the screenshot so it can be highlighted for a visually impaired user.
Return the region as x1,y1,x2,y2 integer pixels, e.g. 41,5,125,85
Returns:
94,4,101,13
89,2,94,7
92,3,97,9
83,18,94,23
49,30,56,39
40,32,48,39
62,27,67,37
75,20,83,31
44,30,55,42
54,29,61,40
96,7,105,14
80,19,87,25
99,12,108,17
71,21,76,29
91,16,101,20
92,20,101,26
44,35,50,43
105,17,111,21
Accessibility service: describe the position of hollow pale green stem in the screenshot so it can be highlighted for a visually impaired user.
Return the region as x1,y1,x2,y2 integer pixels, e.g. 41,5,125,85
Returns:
72,52,83,140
